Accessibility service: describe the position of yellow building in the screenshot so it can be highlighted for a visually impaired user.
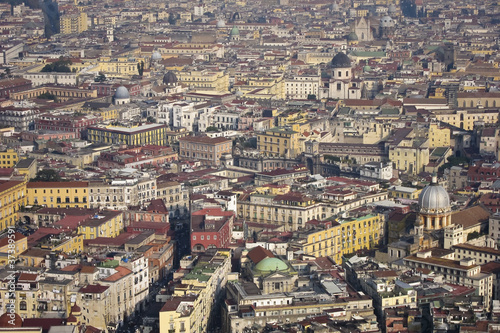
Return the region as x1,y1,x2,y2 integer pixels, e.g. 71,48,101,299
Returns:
98,55,146,77
257,127,301,158
434,110,499,131
77,210,123,240
177,70,229,92
26,181,88,208
43,233,84,254
0,180,26,232
59,11,88,34
15,158,37,180
88,123,167,146
277,110,309,127
389,141,429,175
337,214,384,257
428,123,450,148
298,223,342,263
296,214,384,264
0,232,27,264
0,149,19,168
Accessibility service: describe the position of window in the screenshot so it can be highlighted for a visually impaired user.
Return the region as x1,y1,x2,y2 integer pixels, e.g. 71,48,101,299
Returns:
337,83,342,91
193,236,196,240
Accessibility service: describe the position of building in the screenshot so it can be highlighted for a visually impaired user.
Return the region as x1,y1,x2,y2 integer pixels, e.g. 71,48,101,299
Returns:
77,210,124,240
0,149,18,169
237,191,328,231
88,123,168,146
257,127,300,158
190,207,234,252
26,181,88,208
35,113,100,139
0,104,40,131
403,251,493,308
0,180,25,232
176,69,229,92
159,250,232,333
15,158,37,180
0,78,32,99
328,52,362,100
434,109,499,131
179,135,232,167
417,175,452,230
59,11,88,34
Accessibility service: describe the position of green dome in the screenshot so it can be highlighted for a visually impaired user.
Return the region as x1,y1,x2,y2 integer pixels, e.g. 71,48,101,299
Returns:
347,32,358,41
363,65,372,72
229,26,240,36
254,257,288,273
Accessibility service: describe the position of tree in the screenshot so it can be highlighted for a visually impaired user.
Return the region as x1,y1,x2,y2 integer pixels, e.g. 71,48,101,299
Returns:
32,169,61,182
95,72,106,82
137,61,144,76
307,94,316,100
41,57,72,73
206,126,219,132
146,116,156,123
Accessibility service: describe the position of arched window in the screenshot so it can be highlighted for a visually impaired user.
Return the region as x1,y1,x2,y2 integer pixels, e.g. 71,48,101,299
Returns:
20,301,27,310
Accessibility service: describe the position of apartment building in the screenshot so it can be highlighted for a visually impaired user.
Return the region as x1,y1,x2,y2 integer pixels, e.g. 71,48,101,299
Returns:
88,123,167,146
237,191,328,231
159,250,231,333
26,181,88,208
403,251,493,308
77,210,124,240
0,180,26,232
257,127,301,158
59,12,88,34
179,135,232,166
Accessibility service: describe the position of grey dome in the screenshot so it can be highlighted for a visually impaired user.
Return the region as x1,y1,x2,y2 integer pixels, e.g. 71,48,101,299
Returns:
331,52,351,68
332,3,339,11
151,51,162,60
418,177,451,213
163,71,178,85
216,19,226,28
380,16,395,28
114,86,130,99
388,4,397,13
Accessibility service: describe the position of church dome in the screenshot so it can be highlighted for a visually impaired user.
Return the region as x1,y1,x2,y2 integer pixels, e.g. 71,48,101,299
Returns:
388,4,397,13
0,313,22,328
380,15,395,28
151,51,162,61
163,71,178,85
216,19,226,28
254,257,288,273
229,26,240,36
331,52,351,68
363,65,372,72
332,2,339,11
114,86,130,99
418,176,451,214
347,32,358,41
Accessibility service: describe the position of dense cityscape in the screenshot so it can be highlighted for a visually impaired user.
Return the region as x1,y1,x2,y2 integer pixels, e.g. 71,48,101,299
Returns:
0,0,497,332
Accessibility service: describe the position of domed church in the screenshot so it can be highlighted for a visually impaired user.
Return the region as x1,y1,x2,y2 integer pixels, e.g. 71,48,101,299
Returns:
417,174,452,231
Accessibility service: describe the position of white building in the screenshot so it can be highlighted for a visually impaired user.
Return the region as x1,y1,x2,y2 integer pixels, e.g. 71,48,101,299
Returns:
23,72,78,86
284,74,321,100
360,162,393,181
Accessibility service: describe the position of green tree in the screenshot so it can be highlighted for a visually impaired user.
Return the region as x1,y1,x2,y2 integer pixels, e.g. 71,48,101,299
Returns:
206,126,219,132
146,116,156,123
307,94,316,100
137,61,144,76
32,169,61,182
41,57,72,73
